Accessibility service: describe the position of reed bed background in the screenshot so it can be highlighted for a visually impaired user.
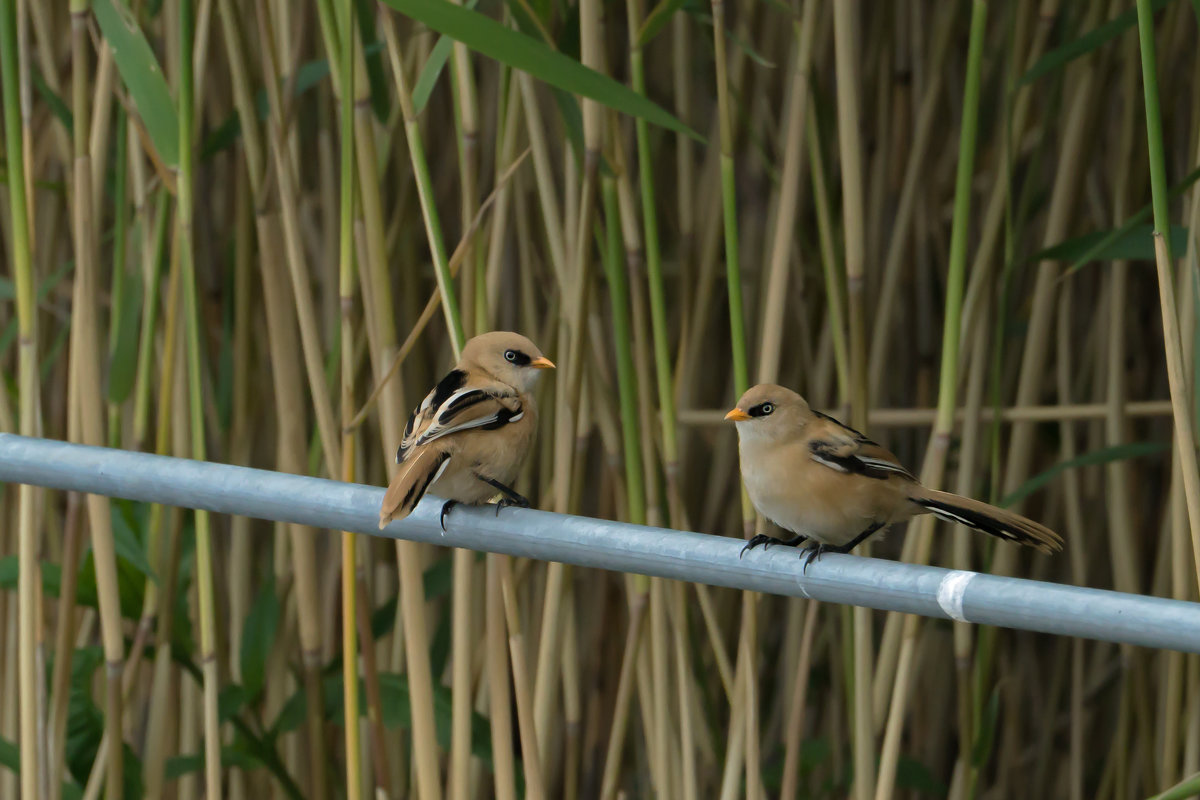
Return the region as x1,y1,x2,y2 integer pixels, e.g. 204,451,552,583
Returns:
2,0,1199,798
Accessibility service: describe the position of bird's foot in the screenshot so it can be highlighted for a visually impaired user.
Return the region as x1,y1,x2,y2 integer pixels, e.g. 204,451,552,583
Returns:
492,493,531,516
740,533,786,558
741,533,808,558
800,543,830,573
439,500,460,533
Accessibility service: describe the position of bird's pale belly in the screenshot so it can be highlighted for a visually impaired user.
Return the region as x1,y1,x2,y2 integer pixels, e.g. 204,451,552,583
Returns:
748,482,879,547
428,463,494,504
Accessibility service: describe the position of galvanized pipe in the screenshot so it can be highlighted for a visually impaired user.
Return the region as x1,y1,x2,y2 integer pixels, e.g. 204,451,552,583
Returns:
1,433,1197,653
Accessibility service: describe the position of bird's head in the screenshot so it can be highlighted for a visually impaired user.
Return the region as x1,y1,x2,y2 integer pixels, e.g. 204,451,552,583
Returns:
462,331,555,392
724,383,811,441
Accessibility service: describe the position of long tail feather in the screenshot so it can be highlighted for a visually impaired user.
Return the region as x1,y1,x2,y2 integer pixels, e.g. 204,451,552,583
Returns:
379,449,450,528
908,488,1064,554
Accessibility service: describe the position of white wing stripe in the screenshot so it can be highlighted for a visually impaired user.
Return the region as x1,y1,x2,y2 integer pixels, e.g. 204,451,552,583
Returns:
810,453,850,473
416,414,502,447
435,388,487,418
858,456,908,473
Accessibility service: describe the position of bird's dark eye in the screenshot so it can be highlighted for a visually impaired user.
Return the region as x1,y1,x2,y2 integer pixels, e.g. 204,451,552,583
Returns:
504,350,517,362
749,402,775,417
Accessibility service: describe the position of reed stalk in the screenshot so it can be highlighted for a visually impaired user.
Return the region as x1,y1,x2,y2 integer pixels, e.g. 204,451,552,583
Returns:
176,0,223,789
68,3,127,795
830,5,875,798
757,0,817,383
337,0,362,797
442,10,482,791
1,1,41,794
1135,0,1200,590
875,8,987,796
5,5,1200,799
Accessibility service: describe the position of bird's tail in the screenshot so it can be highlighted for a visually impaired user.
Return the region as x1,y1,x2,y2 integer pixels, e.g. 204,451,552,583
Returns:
379,449,450,529
907,487,1064,554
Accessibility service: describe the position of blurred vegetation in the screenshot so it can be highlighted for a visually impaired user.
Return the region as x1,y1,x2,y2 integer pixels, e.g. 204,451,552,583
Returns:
1,0,1200,798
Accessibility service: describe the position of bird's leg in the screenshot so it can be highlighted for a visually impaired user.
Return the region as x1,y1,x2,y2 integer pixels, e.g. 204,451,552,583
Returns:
439,500,460,533
827,521,886,554
740,533,808,558
800,522,885,572
474,473,531,515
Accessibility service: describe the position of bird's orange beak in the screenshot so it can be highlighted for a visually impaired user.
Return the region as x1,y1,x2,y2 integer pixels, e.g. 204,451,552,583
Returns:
724,408,751,422
530,356,556,369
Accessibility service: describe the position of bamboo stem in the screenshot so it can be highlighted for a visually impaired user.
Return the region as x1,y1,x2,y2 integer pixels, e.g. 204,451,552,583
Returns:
1135,0,1200,591
2,0,42,793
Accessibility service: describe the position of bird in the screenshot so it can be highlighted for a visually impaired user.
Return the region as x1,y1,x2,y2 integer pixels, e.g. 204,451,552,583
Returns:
378,331,554,530
725,384,1063,570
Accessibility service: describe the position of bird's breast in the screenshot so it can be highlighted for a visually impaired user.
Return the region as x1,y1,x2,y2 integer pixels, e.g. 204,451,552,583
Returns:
738,438,888,546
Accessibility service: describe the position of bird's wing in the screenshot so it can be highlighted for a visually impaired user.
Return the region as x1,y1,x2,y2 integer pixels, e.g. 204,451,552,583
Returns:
410,386,524,449
398,373,525,462
807,411,916,481
398,368,467,462
379,447,451,528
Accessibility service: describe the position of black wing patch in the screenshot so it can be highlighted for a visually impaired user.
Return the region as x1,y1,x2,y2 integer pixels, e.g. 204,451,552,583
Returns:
481,404,523,430
808,440,894,480
429,369,467,411
439,388,491,421
399,369,467,463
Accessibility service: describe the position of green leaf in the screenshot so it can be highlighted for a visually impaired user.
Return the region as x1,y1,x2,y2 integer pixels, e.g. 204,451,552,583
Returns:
0,556,63,596
269,685,309,738
1000,441,1168,509
240,572,280,700
353,0,391,121
411,0,480,116
381,0,701,141
198,44,384,160
1036,223,1188,265
896,755,948,797
77,545,145,620
971,684,1001,768
0,735,85,800
690,10,776,68
92,0,180,168
220,684,250,723
272,671,495,767
107,269,143,404
412,36,455,115
1054,163,1200,277
0,735,16,771
0,259,74,357
1019,0,1175,86
1149,770,1200,800
424,555,454,599
165,746,262,780
111,500,156,581
371,595,398,639
32,68,73,134
41,321,72,383
637,0,689,47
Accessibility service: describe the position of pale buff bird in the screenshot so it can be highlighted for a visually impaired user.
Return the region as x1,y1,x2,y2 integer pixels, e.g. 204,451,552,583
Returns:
379,331,554,529
726,384,1063,569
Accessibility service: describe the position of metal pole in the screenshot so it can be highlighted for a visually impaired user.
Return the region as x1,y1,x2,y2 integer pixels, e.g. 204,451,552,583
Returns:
2,432,1198,653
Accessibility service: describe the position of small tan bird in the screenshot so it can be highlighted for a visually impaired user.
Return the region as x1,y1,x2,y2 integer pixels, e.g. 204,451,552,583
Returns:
379,331,554,530
726,384,1063,569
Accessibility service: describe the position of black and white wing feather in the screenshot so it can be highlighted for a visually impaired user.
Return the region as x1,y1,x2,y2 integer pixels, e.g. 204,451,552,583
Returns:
397,370,525,462
807,412,916,482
